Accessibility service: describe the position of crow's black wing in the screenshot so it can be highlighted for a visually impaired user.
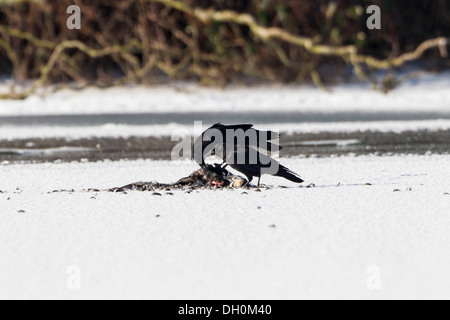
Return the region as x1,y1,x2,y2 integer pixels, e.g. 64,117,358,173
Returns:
216,123,254,131
194,123,283,167
225,145,261,181
225,144,303,184
194,123,255,166
235,128,283,152
217,125,282,152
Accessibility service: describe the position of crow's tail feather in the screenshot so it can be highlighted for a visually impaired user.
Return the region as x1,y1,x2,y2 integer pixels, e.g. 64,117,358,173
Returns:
276,165,304,183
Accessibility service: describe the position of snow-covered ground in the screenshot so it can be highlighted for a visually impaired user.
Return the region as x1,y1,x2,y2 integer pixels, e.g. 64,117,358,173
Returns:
1,71,450,116
1,155,450,299
2,120,450,140
1,71,449,140
1,71,449,300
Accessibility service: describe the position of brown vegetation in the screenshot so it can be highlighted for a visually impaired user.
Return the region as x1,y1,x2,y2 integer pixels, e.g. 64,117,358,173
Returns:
0,0,449,98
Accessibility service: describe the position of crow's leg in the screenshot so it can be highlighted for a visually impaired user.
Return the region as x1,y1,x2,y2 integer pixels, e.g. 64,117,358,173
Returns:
257,176,261,188
242,176,253,188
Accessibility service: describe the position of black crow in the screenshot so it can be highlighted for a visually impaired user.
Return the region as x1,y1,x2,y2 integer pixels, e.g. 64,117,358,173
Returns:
224,144,304,187
194,123,303,187
193,123,282,166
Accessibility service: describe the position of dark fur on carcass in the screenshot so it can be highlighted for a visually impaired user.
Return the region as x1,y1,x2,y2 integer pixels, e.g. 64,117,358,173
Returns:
109,164,246,192
174,164,235,187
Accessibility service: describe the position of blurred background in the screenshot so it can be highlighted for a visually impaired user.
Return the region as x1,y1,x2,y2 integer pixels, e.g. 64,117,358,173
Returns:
0,0,448,89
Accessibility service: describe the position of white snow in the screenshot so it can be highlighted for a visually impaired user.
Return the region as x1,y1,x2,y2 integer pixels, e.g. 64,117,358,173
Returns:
1,155,450,299
1,71,449,300
1,71,449,140
0,146,94,156
294,139,361,146
1,119,450,140
1,71,450,116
